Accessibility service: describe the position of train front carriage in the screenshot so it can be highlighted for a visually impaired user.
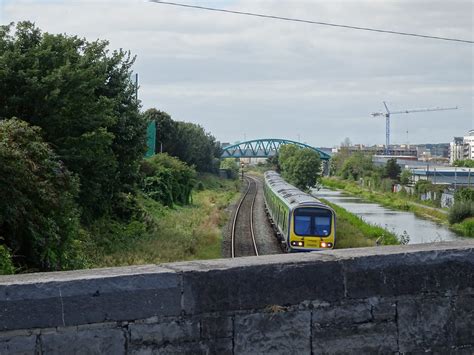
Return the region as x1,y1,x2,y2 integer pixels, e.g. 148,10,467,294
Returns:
263,170,336,252
289,203,335,251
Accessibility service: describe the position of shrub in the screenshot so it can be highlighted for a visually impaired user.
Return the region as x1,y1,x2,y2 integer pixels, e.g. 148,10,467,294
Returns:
141,153,196,206
0,245,14,275
448,201,474,224
0,119,83,271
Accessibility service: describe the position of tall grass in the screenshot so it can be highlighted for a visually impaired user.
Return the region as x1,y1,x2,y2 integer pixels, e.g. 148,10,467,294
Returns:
86,175,241,267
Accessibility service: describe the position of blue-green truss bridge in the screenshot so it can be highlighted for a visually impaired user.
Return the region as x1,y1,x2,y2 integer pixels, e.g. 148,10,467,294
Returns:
221,138,331,160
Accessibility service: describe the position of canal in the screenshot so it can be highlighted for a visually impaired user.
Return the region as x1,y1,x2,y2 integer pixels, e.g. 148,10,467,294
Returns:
312,188,464,244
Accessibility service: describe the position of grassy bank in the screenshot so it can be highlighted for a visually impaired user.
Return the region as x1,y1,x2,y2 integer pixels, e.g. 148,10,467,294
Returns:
322,177,448,223
319,198,400,248
87,174,240,267
450,218,474,237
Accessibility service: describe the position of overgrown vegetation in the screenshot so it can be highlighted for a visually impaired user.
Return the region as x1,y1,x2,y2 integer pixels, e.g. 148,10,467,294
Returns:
453,159,474,168
143,109,222,173
86,175,240,267
0,22,232,272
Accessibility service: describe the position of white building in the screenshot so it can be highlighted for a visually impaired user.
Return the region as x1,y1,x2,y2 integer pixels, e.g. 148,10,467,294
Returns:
449,137,464,164
463,130,474,160
449,130,474,163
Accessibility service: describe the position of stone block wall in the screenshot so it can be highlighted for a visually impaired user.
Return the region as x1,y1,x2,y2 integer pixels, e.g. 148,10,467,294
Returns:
0,241,473,354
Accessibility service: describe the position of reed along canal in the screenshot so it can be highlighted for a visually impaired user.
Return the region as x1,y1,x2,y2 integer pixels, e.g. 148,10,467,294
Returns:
312,189,464,244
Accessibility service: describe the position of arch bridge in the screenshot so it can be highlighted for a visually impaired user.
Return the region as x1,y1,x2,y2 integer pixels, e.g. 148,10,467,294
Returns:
221,138,331,160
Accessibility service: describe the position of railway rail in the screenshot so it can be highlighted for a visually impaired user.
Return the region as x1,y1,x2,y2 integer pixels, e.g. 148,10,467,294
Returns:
231,175,259,258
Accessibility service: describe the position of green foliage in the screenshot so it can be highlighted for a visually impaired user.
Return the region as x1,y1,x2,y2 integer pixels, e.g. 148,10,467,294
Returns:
414,180,433,194
0,22,147,222
339,153,374,181
448,201,474,224
0,245,15,275
220,158,239,179
450,218,474,237
278,145,321,190
144,108,221,173
141,153,196,207
86,174,239,267
0,119,84,271
384,158,401,181
453,159,474,168
400,169,412,185
454,188,474,203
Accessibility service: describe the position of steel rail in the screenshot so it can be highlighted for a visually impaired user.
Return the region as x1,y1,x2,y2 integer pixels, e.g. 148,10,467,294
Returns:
247,175,259,256
231,175,259,258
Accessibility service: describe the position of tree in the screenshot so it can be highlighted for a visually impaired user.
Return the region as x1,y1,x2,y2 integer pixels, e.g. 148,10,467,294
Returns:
220,158,239,179
0,22,147,222
339,153,374,180
140,154,196,206
384,158,401,181
400,169,412,185
0,119,82,271
278,145,322,190
144,108,221,173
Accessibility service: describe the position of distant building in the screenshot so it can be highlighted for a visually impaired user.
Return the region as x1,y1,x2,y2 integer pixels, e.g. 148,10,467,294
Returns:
332,144,417,158
463,130,474,160
449,137,464,164
449,130,474,163
411,166,474,187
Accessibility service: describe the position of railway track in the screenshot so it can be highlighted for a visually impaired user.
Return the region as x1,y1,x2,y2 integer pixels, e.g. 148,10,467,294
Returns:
231,175,259,258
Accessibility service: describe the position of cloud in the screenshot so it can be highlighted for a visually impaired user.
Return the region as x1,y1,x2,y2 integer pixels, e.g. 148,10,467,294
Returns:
2,0,472,146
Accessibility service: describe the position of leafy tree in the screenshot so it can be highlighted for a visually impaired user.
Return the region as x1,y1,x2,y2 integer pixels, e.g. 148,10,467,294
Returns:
384,158,401,181
140,153,196,206
0,119,82,271
0,22,147,222
454,188,474,203
453,159,474,168
278,145,321,190
400,169,412,185
144,108,221,173
339,153,374,180
220,158,239,179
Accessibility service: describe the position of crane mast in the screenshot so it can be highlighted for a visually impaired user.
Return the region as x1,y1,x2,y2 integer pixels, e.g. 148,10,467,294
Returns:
371,101,458,155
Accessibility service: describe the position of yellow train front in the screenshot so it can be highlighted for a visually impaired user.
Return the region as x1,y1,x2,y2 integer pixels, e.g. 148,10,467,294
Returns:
263,171,336,252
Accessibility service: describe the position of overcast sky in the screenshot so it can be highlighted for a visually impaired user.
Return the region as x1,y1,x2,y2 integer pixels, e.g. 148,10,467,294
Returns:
1,0,473,147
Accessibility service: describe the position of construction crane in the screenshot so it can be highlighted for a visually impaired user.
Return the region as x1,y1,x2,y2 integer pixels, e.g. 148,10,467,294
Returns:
371,101,458,155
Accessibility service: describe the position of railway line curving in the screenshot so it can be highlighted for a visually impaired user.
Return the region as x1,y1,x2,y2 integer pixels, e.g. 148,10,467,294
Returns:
231,175,259,258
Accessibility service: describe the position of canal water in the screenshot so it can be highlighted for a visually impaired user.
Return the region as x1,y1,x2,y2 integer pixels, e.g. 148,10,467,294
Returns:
312,188,464,244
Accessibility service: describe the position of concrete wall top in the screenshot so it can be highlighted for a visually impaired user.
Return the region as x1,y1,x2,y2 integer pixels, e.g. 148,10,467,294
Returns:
1,241,473,332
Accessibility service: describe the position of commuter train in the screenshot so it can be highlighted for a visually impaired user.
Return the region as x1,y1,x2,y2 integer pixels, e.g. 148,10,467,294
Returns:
263,171,336,252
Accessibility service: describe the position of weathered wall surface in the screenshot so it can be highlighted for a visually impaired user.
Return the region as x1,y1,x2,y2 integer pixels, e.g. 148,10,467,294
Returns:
0,241,473,354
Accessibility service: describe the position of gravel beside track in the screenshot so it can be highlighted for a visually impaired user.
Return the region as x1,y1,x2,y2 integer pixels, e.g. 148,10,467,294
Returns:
222,174,281,258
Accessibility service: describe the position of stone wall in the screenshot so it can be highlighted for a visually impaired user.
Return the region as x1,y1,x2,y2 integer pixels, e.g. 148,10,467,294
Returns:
0,241,473,354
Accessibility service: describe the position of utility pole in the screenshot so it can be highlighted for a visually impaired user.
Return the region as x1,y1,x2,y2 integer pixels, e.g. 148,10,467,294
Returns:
371,102,458,155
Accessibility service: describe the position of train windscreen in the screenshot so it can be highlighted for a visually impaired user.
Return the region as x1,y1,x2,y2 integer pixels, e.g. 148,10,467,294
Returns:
294,208,332,237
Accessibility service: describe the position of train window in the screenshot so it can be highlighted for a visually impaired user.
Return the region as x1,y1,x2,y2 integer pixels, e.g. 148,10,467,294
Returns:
294,208,332,237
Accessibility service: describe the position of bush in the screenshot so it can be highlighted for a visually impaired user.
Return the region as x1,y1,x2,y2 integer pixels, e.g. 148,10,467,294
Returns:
141,153,196,206
0,245,14,275
448,201,474,224
454,188,474,203
0,119,83,271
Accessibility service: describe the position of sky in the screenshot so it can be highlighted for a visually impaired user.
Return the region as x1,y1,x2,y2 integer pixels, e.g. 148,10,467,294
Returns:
1,0,473,147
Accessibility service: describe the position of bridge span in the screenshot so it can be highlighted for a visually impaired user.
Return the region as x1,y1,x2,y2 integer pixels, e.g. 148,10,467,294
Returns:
0,241,472,353
221,138,331,160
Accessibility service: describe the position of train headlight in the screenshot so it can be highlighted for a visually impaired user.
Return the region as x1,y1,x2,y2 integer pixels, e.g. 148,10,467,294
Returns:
327,243,333,248
321,242,327,248
291,241,304,247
